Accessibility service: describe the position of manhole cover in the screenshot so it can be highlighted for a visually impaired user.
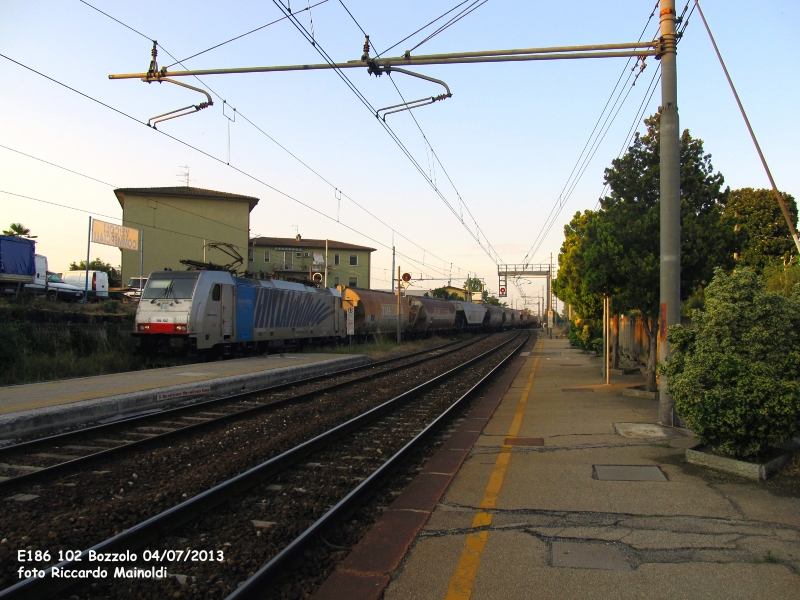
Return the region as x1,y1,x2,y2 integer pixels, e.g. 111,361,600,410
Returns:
504,437,543,446
551,541,630,570
593,465,667,481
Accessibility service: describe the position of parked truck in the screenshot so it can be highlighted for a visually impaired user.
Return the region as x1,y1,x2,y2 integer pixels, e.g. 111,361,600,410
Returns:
0,234,35,295
0,236,84,301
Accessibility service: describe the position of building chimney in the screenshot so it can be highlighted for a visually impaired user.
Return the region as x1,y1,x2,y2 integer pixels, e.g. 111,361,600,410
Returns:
295,234,301,242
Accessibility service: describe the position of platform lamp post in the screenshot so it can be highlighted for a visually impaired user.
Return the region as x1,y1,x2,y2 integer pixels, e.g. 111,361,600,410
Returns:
659,0,681,426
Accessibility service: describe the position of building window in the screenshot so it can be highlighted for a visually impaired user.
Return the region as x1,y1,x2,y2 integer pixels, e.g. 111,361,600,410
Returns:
334,276,340,286
264,251,270,263
349,254,358,266
248,248,254,261
296,252,302,258
334,253,340,266
349,276,358,287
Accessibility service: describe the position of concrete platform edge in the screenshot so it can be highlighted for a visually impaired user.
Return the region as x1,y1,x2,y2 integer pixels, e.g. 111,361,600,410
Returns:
0,355,371,440
312,335,537,600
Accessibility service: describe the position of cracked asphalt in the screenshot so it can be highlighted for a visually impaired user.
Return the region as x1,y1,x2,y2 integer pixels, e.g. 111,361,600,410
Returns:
383,335,800,600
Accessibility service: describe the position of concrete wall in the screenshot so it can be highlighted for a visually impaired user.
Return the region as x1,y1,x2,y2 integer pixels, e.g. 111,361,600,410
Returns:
120,194,250,283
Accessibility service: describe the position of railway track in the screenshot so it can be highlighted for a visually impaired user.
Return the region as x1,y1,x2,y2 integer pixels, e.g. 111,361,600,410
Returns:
0,331,529,599
0,335,483,492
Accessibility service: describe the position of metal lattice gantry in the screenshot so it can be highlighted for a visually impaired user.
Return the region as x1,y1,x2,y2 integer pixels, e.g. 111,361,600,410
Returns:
497,263,555,334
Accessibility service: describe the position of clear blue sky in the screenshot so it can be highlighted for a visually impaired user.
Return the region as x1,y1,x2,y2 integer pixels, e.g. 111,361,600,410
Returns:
1,1,797,308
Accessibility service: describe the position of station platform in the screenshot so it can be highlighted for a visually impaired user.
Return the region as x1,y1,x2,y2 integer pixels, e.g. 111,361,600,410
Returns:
316,335,800,600
0,353,371,440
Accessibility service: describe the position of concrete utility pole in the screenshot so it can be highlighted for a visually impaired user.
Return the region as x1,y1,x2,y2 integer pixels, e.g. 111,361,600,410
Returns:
659,0,680,426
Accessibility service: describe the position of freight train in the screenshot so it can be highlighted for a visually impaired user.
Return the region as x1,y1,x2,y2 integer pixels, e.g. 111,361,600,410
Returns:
133,270,534,357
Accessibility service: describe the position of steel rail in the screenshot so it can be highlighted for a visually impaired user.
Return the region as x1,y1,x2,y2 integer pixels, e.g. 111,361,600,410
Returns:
228,330,531,599
0,336,470,455
0,336,485,492
0,332,523,600
108,43,658,80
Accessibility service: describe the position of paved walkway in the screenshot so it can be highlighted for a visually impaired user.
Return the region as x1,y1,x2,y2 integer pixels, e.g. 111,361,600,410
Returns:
384,335,800,599
0,354,346,415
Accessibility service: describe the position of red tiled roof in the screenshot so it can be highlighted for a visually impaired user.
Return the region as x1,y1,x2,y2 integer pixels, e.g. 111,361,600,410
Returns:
115,187,259,211
250,237,375,252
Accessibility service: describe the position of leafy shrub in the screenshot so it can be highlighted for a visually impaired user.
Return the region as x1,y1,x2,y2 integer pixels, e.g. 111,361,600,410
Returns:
662,267,800,459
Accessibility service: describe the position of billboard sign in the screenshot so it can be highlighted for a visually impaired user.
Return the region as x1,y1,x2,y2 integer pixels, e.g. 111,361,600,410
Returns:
91,220,139,250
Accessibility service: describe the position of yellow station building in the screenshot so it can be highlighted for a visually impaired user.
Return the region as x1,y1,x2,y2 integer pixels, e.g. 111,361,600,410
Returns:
115,186,259,283
249,235,375,288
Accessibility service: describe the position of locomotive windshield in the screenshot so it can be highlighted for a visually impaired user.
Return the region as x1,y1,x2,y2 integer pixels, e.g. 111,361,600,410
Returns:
142,276,197,300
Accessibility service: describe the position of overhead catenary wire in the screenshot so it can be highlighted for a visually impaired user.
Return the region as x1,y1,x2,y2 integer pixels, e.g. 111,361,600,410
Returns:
387,74,504,264
272,0,502,265
376,0,472,58
408,0,488,55
519,1,660,266
0,53,451,282
0,144,257,236
75,0,465,279
594,1,692,208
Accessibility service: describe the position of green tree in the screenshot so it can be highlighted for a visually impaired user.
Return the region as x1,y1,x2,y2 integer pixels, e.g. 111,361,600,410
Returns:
69,259,121,286
3,223,35,238
662,268,800,459
431,287,461,300
762,261,800,297
582,113,735,390
723,187,798,270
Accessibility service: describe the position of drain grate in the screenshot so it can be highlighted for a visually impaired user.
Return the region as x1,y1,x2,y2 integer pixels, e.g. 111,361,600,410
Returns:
593,465,667,481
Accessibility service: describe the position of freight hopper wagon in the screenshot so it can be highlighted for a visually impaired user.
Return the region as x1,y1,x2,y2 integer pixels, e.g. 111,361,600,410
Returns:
134,271,344,356
408,297,457,335
339,287,410,338
452,301,487,332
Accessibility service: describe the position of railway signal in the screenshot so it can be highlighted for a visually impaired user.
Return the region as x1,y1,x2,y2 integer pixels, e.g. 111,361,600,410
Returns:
402,272,411,282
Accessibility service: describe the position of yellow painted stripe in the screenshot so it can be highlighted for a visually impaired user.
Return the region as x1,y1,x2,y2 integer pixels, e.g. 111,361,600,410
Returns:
444,338,543,600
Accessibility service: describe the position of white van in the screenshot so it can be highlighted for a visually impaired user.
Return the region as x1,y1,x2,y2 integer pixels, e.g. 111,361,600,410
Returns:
61,270,110,300
24,255,84,302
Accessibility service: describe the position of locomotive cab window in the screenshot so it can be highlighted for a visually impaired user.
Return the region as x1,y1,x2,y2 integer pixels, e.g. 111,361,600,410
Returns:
142,276,198,300
349,255,358,266
212,284,221,301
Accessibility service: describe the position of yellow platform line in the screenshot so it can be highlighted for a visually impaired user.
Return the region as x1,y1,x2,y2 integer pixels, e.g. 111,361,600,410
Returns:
445,337,543,600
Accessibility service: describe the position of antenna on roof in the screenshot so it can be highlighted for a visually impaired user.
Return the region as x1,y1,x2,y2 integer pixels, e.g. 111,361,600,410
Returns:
177,165,196,187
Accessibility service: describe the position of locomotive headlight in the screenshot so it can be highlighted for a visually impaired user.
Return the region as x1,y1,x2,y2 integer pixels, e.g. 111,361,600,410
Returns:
138,324,150,331
175,324,187,332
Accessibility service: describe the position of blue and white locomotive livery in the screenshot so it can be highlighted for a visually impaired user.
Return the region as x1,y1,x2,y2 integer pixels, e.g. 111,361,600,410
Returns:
134,270,342,356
